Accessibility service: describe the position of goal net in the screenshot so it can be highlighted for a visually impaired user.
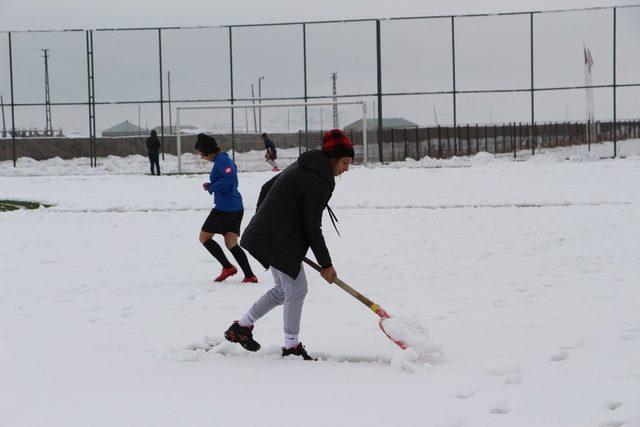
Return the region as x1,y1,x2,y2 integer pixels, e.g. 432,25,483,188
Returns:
175,100,369,173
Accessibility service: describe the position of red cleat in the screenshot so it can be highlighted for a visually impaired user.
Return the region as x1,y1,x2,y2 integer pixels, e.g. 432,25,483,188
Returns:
214,266,237,282
242,276,258,283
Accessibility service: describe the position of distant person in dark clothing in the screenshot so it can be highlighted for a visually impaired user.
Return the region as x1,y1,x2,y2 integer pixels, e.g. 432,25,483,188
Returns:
146,130,161,175
195,133,257,284
261,132,279,171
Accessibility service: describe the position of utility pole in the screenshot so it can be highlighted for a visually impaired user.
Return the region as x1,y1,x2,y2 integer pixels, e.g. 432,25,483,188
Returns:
138,105,142,135
258,76,264,133
167,70,172,134
42,49,53,136
1,94,6,138
331,72,338,128
244,108,249,133
251,84,257,133
287,109,290,132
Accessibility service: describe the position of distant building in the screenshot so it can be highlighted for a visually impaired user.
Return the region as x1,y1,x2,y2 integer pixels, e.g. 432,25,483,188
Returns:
344,118,418,131
102,120,147,137
152,124,197,135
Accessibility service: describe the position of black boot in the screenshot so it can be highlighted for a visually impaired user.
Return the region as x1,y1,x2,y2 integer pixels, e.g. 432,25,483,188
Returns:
224,321,260,352
282,342,316,361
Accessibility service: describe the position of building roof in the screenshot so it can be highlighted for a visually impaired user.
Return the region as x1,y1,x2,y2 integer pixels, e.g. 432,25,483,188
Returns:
344,118,419,131
152,124,197,133
102,120,147,137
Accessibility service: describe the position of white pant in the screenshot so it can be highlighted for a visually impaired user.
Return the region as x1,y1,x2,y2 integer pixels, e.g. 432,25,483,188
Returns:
247,265,308,336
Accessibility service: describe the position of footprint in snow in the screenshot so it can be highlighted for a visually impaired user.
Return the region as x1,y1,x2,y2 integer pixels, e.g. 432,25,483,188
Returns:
549,350,569,362
599,420,626,427
504,375,523,385
489,399,510,414
454,389,478,399
435,418,463,427
483,358,521,376
561,340,585,350
604,401,622,411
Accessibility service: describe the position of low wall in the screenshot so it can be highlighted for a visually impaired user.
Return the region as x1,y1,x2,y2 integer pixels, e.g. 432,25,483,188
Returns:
0,132,321,161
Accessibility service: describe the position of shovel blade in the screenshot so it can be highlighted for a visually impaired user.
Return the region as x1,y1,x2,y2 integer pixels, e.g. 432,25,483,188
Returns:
378,317,408,350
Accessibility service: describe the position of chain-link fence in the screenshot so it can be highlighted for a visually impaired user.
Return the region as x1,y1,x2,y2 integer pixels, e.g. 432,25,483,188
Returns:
1,5,639,170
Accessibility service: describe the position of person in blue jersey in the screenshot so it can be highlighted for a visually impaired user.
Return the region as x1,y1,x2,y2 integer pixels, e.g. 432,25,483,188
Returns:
261,132,279,171
195,133,257,284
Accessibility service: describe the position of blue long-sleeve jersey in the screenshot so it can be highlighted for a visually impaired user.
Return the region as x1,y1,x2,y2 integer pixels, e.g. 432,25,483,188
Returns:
207,152,243,212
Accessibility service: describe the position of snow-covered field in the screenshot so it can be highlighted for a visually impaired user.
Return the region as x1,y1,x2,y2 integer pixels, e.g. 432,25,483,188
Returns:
1,140,639,427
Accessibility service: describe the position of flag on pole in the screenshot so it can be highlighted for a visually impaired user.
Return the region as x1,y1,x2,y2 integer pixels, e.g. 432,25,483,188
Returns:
583,47,594,69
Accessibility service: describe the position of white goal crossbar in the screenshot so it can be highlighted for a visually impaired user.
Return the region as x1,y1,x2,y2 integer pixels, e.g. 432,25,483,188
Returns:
176,101,368,173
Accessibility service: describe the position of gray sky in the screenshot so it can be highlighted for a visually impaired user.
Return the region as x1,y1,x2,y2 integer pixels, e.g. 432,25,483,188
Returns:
1,0,633,31
1,0,638,135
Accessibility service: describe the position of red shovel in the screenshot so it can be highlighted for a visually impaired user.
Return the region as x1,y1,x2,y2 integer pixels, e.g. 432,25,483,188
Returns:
303,257,407,350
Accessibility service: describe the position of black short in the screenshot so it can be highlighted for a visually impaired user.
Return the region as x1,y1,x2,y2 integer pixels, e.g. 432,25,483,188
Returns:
201,209,244,235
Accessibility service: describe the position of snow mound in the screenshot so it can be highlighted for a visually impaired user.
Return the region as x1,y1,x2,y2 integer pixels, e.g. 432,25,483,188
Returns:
382,315,443,371
470,151,496,165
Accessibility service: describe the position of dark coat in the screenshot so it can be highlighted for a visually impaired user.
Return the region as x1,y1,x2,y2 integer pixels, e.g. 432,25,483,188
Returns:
240,150,335,279
146,134,161,155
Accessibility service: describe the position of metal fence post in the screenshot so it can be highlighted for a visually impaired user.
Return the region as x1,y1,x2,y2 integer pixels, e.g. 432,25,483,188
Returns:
228,26,235,161
8,32,16,167
512,122,516,159
451,17,458,157
303,23,308,150
613,7,617,157
390,127,395,161
158,28,165,160
484,124,488,152
530,12,536,156
376,19,383,162
403,127,408,159
475,123,479,153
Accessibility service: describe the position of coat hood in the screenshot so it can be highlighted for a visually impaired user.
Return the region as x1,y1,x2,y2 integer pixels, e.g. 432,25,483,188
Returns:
297,150,335,192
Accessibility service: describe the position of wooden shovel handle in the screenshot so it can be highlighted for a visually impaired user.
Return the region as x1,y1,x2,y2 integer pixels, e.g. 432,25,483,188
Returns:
303,257,389,318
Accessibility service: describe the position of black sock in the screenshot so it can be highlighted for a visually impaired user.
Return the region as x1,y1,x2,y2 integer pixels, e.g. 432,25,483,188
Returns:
202,239,232,268
230,245,254,277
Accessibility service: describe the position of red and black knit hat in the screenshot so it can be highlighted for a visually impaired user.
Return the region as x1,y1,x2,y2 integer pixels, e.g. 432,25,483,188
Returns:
321,129,354,159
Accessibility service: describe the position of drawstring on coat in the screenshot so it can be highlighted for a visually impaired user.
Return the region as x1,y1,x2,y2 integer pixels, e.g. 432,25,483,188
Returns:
326,205,340,236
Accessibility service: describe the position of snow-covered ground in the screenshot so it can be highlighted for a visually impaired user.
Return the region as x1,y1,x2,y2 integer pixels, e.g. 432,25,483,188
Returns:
1,140,639,427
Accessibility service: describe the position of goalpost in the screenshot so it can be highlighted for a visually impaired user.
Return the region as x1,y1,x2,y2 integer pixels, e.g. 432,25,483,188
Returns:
175,100,368,174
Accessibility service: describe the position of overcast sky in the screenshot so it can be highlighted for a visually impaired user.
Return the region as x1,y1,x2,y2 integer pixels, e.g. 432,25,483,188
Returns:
1,0,635,31
1,0,638,134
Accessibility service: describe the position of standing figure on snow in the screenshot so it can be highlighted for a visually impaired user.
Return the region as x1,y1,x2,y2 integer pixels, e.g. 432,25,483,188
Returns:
224,128,354,360
146,129,161,175
195,133,257,284
261,132,279,172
